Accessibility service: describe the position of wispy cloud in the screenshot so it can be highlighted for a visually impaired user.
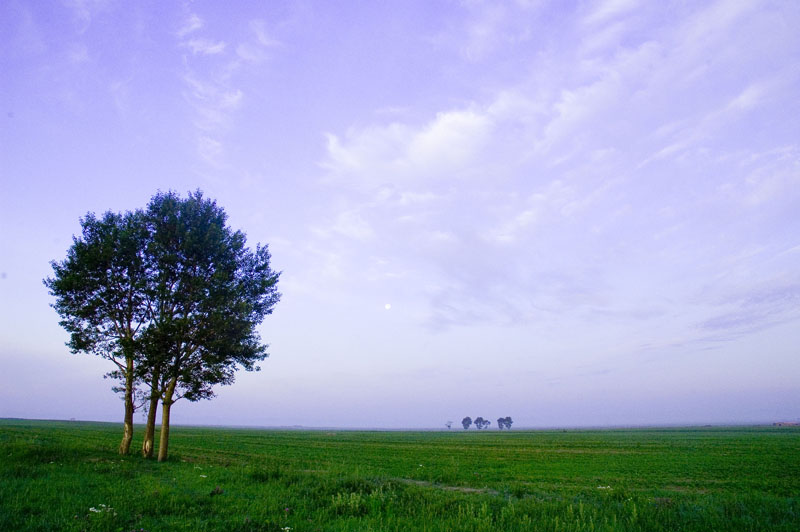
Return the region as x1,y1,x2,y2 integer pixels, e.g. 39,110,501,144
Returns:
177,13,203,37
582,0,641,26
313,210,376,241
197,135,224,168
697,282,800,341
312,0,800,339
432,0,541,61
183,38,227,55
63,0,110,34
176,11,284,169
322,105,503,186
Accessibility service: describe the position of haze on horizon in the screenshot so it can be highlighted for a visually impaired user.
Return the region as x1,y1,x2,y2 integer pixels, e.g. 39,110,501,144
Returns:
1,0,799,429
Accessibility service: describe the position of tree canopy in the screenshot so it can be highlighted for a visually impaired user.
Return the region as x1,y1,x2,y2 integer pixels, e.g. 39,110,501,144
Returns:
497,416,513,430
474,417,490,430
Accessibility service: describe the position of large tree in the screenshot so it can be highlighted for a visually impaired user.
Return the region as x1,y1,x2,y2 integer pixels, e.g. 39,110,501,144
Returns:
46,190,281,461
45,210,150,455
142,191,280,461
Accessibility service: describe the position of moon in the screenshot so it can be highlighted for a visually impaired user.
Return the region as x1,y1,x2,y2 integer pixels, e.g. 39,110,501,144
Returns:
384,303,391,310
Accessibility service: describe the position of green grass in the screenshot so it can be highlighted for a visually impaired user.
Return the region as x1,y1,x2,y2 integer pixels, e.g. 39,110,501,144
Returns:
1,419,799,531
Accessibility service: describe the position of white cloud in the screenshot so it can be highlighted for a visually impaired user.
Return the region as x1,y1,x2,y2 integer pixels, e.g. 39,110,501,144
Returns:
481,180,576,244
183,38,227,55
109,78,131,117
398,191,439,206
67,44,89,64
177,13,204,37
428,230,457,244
197,136,223,167
250,19,280,47
583,0,640,26
407,109,492,171
182,75,242,131
322,107,494,185
11,7,47,55
312,0,800,339
312,210,375,242
236,43,265,63
63,0,110,33
434,0,540,61
331,211,375,241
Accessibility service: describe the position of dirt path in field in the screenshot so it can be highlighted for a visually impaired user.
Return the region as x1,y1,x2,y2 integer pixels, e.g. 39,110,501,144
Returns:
394,478,499,495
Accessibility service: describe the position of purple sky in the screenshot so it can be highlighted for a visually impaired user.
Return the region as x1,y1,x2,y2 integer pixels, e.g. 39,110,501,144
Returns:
1,0,799,429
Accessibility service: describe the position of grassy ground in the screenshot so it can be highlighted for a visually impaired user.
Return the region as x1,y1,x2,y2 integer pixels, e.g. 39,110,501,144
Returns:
1,419,798,531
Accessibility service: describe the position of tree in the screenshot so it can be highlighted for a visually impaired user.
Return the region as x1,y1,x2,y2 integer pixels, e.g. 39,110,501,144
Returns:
462,416,472,430
474,417,490,430
142,191,280,461
45,210,150,455
445,421,453,430
46,190,281,461
497,416,513,430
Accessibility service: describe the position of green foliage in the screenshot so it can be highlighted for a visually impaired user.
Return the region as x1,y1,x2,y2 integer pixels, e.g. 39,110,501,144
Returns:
1,420,799,531
141,190,281,403
44,210,150,362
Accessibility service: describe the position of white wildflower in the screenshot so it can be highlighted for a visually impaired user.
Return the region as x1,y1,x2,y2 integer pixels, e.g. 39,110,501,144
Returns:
88,504,117,516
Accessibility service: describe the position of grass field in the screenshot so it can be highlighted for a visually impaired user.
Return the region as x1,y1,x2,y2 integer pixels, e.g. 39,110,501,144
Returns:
1,419,798,531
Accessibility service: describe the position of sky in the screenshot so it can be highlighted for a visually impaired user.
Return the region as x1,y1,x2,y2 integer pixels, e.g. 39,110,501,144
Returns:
1,0,799,429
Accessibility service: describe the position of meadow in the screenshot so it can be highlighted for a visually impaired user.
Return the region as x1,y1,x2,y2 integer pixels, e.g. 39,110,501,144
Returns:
1,419,798,531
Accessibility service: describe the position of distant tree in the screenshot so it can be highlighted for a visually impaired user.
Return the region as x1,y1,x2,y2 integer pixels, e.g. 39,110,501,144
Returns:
462,416,472,430
45,210,150,455
497,416,513,430
445,421,453,430
474,417,491,430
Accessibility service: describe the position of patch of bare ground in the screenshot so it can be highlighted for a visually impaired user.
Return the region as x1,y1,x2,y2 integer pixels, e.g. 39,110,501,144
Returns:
395,478,499,495
664,485,709,494
652,497,673,507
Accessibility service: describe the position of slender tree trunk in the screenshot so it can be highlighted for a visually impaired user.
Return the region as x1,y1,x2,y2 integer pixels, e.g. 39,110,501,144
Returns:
118,358,135,455
141,370,160,458
157,378,177,462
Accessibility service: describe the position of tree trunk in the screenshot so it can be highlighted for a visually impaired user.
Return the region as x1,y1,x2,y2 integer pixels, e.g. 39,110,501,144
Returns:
157,378,177,462
118,358,135,455
141,371,160,458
